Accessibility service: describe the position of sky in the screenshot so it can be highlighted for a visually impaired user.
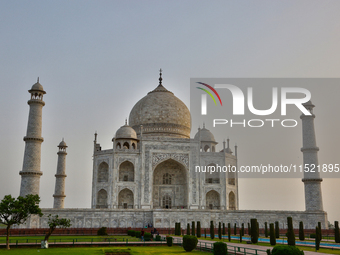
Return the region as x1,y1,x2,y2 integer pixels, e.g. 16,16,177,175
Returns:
0,1,339,223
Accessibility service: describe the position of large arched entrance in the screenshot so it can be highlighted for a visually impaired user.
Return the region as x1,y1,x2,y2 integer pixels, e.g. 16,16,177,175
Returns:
153,159,188,209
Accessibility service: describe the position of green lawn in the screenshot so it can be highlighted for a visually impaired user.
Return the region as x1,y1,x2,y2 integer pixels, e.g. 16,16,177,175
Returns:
0,235,140,244
0,246,210,254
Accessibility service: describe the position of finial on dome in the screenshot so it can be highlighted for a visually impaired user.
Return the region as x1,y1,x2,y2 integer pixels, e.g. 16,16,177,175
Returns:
203,122,205,129
37,77,39,83
159,68,162,85
125,118,127,125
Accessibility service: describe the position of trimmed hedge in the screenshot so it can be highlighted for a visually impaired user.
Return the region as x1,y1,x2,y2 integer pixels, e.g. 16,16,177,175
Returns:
127,230,135,237
155,235,161,241
265,222,268,237
97,227,108,236
210,221,215,240
287,217,295,246
275,221,279,238
270,223,276,246
271,245,304,255
299,221,305,241
192,221,196,236
335,221,340,243
166,236,173,247
135,231,141,238
310,233,316,238
183,235,198,252
187,223,191,235
197,221,201,237
218,222,222,240
213,241,227,255
144,232,152,241
250,219,258,244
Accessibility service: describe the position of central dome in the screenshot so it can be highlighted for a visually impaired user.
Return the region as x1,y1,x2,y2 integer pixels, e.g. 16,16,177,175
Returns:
129,73,191,138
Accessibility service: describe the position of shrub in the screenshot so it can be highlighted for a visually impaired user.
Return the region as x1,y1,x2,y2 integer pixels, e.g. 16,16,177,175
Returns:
127,230,135,236
299,221,305,241
335,221,340,243
218,222,222,240
228,223,231,241
250,219,258,244
210,221,215,239
213,241,227,255
197,221,201,237
248,222,251,236
309,233,316,238
275,221,279,238
287,217,295,246
271,245,304,255
135,231,141,238
187,223,191,235
130,230,135,237
144,232,152,241
222,223,225,236
265,222,268,237
270,223,276,246
97,227,108,236
266,249,271,255
192,221,196,236
155,235,161,241
234,223,237,235
204,228,207,238
166,236,173,247
183,235,198,252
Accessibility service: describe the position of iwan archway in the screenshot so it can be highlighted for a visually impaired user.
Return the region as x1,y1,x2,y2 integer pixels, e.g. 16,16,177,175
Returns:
152,159,188,209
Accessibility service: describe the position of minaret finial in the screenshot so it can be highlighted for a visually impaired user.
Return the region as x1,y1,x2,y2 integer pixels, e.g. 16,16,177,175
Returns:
159,68,162,85
37,77,39,83
227,137,230,149
203,122,205,128
125,118,127,125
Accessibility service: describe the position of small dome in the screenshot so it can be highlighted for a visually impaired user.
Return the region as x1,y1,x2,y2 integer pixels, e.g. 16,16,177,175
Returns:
194,126,216,142
116,123,137,139
58,140,67,148
29,79,46,94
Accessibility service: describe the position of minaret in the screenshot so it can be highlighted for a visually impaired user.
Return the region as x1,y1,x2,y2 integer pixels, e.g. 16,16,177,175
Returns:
301,101,323,211
53,139,68,208
19,79,46,197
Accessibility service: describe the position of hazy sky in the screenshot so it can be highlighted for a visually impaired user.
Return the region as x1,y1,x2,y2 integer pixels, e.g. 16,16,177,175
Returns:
1,1,339,223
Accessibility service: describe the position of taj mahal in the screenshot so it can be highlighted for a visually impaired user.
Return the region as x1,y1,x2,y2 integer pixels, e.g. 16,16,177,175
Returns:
18,71,327,229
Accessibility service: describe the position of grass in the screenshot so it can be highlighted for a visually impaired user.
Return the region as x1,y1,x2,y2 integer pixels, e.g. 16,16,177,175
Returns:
0,246,211,254
0,235,141,244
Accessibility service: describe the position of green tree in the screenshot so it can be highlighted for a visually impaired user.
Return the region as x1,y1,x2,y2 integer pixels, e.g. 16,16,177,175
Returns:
0,194,42,250
222,223,225,236
187,223,190,235
234,223,237,235
239,227,242,243
287,217,295,246
335,221,340,243
197,221,201,237
275,221,280,238
270,223,276,246
318,222,322,241
210,221,214,239
315,226,320,251
241,223,244,236
44,215,71,242
298,221,305,241
204,228,207,238
228,223,231,241
250,219,258,244
218,222,222,240
264,222,268,237
192,221,195,236
248,222,251,236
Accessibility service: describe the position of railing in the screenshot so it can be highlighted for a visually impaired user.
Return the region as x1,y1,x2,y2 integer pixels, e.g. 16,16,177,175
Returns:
172,238,268,255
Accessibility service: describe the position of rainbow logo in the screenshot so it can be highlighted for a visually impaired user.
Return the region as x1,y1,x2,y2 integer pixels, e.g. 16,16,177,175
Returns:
196,82,222,106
